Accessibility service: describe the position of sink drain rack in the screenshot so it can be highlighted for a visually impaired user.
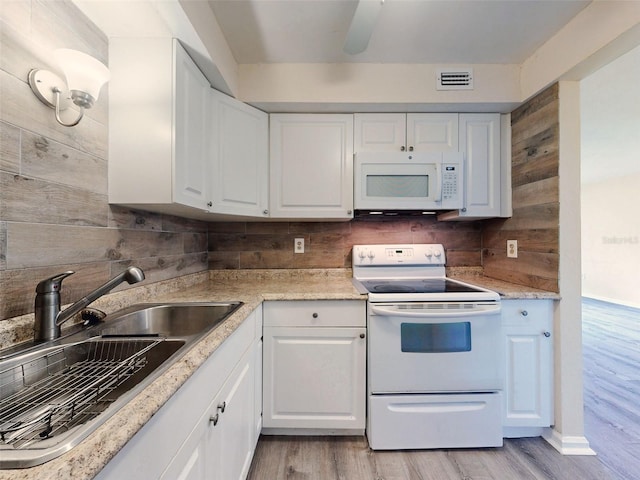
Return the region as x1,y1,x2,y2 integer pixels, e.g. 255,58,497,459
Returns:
0,338,162,448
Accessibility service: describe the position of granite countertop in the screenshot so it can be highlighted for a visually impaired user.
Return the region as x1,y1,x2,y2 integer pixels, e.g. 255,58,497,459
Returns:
447,269,560,300
0,268,555,479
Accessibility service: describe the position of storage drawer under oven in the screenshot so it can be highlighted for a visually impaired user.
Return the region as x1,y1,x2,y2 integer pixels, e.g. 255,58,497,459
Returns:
367,392,503,450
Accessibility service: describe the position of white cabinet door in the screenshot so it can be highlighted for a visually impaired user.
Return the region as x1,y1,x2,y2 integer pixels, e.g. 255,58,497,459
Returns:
502,300,553,428
219,349,255,480
354,113,406,152
263,326,366,430
210,90,268,217
269,114,354,219
354,113,458,153
407,113,459,152
458,113,501,217
173,42,212,210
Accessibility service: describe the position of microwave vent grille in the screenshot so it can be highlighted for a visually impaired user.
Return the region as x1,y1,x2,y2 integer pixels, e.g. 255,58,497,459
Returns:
436,68,474,90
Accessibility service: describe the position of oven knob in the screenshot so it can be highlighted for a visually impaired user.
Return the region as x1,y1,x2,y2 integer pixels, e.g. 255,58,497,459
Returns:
358,250,366,260
425,251,433,258
434,250,442,258
367,251,375,260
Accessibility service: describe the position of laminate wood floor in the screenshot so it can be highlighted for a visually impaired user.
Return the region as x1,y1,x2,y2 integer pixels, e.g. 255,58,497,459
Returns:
582,298,640,480
248,299,637,480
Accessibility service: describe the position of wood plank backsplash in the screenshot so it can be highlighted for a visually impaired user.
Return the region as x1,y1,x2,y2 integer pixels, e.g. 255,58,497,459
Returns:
208,217,483,270
0,2,208,321
482,84,560,292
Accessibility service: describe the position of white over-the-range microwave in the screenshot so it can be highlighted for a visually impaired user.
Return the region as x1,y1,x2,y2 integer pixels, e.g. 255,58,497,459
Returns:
353,151,464,211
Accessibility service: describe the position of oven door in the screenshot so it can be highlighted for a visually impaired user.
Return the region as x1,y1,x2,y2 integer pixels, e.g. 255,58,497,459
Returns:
368,302,502,394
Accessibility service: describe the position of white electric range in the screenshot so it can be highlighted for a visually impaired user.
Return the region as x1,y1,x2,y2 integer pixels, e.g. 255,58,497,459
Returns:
352,244,504,450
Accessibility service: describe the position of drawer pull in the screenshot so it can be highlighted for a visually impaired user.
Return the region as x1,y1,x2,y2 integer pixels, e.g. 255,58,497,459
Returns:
520,310,528,317
312,313,318,318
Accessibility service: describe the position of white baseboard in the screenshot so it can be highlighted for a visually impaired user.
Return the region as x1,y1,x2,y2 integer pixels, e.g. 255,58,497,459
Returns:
543,428,596,455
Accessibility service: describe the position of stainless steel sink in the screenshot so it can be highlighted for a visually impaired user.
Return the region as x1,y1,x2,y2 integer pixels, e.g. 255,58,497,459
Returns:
98,303,242,338
0,301,242,468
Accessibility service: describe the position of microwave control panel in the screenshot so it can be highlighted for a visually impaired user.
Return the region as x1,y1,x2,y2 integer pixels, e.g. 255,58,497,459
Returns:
441,163,460,208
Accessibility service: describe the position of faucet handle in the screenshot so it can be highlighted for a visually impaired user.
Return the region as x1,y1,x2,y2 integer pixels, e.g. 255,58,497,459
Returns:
36,271,75,294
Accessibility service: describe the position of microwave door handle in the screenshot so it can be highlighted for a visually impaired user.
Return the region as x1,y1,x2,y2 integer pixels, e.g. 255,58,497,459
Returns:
434,162,442,202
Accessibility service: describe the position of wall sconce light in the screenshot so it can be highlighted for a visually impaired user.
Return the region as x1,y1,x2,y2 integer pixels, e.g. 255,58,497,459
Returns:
28,49,110,127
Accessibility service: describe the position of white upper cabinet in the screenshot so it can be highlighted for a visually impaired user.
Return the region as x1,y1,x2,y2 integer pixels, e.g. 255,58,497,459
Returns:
109,38,269,221
439,113,511,220
458,113,502,218
109,38,213,215
210,89,269,217
354,113,458,153
269,114,354,220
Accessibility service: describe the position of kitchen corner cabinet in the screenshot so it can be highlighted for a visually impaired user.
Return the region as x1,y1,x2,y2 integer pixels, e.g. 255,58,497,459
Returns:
263,301,366,432
501,299,554,431
95,306,263,480
269,114,354,220
354,113,458,153
109,38,268,221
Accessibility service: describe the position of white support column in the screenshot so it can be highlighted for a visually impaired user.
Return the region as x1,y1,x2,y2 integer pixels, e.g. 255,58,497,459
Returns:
543,81,594,455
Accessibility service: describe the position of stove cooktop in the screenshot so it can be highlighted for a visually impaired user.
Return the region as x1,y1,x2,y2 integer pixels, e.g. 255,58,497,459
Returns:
358,278,486,295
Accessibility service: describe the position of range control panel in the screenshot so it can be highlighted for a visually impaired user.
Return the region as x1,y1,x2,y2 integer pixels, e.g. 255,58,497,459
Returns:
352,244,446,266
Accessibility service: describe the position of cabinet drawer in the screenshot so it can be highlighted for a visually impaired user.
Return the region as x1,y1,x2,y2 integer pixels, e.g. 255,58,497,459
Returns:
264,300,365,327
501,299,553,327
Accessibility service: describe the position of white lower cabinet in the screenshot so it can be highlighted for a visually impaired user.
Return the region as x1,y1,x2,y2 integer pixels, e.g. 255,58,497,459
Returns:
262,300,366,433
95,306,262,480
161,346,255,480
501,299,554,435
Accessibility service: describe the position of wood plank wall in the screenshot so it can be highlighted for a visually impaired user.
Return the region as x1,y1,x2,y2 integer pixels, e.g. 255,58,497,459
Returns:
0,2,209,321
208,216,483,270
482,84,560,292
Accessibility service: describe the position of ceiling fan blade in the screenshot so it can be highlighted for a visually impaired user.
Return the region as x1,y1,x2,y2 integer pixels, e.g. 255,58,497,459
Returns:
343,0,384,55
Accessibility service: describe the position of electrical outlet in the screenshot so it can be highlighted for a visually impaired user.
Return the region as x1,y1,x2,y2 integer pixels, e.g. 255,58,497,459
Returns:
507,240,518,258
294,238,305,254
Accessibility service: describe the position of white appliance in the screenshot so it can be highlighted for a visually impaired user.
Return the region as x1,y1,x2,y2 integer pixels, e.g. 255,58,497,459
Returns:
352,244,503,450
353,151,463,211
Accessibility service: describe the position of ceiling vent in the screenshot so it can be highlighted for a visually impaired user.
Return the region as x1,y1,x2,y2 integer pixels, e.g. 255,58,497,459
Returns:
436,68,474,90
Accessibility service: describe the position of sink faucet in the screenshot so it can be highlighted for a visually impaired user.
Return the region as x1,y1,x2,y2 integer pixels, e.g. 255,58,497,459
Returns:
33,267,145,342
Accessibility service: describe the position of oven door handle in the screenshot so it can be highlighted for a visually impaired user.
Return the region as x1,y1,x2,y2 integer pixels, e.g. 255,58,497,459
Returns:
370,304,501,318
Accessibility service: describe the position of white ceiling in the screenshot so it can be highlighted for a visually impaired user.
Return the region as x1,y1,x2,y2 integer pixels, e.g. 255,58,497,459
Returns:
207,0,591,65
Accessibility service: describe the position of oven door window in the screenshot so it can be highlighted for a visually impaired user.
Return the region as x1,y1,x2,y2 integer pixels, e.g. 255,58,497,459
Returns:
401,322,471,353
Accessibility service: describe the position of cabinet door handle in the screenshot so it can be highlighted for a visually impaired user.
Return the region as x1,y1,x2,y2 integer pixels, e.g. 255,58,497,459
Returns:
209,413,219,426
207,201,213,207
408,146,414,152
543,331,551,338
312,313,318,318
359,333,365,339
217,401,226,413
400,146,406,151
520,310,528,317
263,209,269,215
